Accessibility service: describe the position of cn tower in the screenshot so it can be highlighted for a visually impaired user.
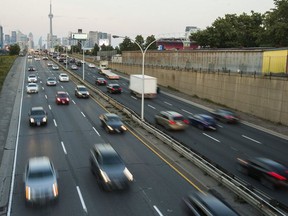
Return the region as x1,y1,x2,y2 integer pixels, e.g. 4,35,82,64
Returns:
48,0,53,49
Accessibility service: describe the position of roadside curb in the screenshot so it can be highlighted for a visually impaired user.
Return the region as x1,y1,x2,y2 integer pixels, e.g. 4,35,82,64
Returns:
0,57,24,215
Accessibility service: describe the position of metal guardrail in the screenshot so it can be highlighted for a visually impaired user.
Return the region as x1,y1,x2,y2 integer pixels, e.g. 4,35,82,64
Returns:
58,60,287,216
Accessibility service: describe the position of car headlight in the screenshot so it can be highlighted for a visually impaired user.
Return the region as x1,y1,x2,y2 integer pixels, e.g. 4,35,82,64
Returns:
123,168,133,181
121,125,127,131
107,125,114,131
42,117,47,122
30,118,35,123
52,183,58,197
86,92,89,95
100,169,111,183
25,186,31,200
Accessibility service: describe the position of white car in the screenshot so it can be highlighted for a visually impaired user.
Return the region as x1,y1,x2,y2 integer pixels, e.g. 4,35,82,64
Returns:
52,65,59,70
47,62,53,67
26,83,39,93
27,74,38,83
88,63,96,68
46,77,57,86
59,73,69,82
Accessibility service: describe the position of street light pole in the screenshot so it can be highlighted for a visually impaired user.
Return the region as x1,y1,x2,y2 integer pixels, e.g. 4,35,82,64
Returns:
112,35,157,121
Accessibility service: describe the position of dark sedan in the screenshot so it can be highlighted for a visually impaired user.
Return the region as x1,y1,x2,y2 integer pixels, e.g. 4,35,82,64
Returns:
106,83,122,94
90,143,133,191
182,192,239,216
99,113,127,133
237,157,288,189
28,66,36,71
210,109,239,123
28,107,48,126
188,114,217,130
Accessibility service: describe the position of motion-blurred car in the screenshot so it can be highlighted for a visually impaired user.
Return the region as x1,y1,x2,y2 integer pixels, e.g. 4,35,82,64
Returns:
188,114,217,130
90,143,133,191
52,65,59,70
47,62,53,67
75,61,82,66
28,66,36,71
237,157,288,189
182,192,239,216
155,111,189,131
58,73,69,82
88,63,96,68
75,85,89,98
27,74,38,83
28,107,48,126
99,113,127,133
106,83,122,94
210,109,239,123
46,77,57,86
95,77,107,86
55,91,70,105
42,56,48,60
70,64,78,70
26,83,39,94
24,157,58,205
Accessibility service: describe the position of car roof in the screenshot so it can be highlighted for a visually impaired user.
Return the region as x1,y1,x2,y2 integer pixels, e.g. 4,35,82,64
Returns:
31,106,44,111
94,143,118,155
104,113,119,118
56,91,68,94
189,193,239,216
254,157,287,169
28,156,51,170
109,83,119,86
77,85,86,88
161,111,183,116
60,73,67,75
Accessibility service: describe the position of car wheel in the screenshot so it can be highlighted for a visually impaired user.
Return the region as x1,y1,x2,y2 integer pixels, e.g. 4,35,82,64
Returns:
198,124,205,130
105,126,110,133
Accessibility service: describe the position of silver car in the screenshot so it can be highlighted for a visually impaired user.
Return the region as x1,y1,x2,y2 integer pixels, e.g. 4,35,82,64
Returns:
155,111,189,130
24,157,58,205
27,74,38,83
26,83,39,94
46,77,57,86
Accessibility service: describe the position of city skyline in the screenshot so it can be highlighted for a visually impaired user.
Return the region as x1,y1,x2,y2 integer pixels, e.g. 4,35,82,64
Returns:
1,0,275,47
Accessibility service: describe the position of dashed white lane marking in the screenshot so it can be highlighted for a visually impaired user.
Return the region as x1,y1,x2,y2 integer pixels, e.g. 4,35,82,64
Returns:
81,112,86,118
153,205,164,216
203,133,220,143
48,105,51,110
242,135,261,144
53,119,57,127
164,101,172,106
45,95,47,99
76,186,88,213
182,109,193,115
72,100,76,104
148,104,156,109
131,96,138,100
93,127,100,136
61,141,67,154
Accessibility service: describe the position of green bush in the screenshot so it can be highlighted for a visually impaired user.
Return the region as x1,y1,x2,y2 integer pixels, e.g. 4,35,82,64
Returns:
0,56,17,91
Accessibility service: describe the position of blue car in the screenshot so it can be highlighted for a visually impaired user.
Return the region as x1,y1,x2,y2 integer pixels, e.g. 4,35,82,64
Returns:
188,114,217,130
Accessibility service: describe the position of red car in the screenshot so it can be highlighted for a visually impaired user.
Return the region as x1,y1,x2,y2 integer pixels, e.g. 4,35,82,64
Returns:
107,84,122,94
95,77,107,86
55,91,70,105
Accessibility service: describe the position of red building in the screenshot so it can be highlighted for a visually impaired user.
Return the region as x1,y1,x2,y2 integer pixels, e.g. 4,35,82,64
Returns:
156,38,198,50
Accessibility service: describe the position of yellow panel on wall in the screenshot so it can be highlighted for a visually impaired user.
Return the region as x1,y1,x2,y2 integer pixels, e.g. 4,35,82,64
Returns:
262,50,288,73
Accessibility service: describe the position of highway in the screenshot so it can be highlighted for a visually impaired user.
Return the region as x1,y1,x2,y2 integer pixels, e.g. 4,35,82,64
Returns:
68,59,288,208
9,57,201,216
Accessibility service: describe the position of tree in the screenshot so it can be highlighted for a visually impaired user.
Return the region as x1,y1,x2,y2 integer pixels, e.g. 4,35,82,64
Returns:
100,44,114,51
262,0,288,47
91,43,99,56
119,37,134,52
132,35,144,50
9,44,20,55
144,35,157,50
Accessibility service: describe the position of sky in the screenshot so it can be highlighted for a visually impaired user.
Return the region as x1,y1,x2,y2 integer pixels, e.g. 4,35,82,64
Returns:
0,0,276,47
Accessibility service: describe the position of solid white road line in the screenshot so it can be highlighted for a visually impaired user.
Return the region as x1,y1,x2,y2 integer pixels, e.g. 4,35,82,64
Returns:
76,186,88,213
61,141,67,154
242,135,262,144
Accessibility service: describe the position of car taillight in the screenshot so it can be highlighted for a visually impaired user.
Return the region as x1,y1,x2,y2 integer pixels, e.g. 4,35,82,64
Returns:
226,115,234,119
183,119,189,124
267,172,287,181
169,120,176,125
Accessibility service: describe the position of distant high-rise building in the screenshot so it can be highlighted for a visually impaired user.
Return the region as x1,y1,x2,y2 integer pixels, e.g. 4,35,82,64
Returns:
87,31,111,48
38,36,42,50
28,32,34,50
0,25,3,49
4,34,10,45
11,31,17,44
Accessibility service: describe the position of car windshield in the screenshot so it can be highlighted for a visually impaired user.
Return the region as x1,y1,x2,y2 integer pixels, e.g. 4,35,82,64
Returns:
102,154,122,165
111,85,119,89
48,77,56,81
107,116,120,122
78,87,87,91
29,75,36,78
58,93,67,97
28,84,37,87
28,167,53,179
173,116,184,121
61,74,67,77
31,110,45,115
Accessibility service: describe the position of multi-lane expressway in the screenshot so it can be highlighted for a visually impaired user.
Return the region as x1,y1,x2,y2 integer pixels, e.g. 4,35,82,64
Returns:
5,56,288,216
69,59,288,207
